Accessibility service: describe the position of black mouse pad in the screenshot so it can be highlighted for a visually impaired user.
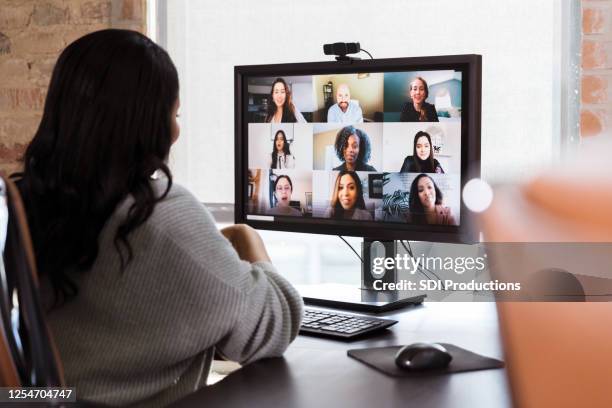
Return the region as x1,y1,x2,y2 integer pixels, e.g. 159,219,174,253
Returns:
347,343,504,377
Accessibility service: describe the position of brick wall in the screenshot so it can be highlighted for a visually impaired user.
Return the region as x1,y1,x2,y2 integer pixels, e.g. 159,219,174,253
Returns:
0,0,146,176
581,0,612,138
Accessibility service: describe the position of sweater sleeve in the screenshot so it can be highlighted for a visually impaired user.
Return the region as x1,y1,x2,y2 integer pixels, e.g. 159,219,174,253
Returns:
150,185,303,365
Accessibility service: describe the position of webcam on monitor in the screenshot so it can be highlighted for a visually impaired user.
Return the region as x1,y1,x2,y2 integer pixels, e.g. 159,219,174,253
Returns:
323,42,362,61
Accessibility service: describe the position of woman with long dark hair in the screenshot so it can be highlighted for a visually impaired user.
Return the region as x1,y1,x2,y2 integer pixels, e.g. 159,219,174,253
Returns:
408,174,455,225
270,129,295,169
324,170,372,220
400,131,444,173
13,29,302,407
264,77,306,123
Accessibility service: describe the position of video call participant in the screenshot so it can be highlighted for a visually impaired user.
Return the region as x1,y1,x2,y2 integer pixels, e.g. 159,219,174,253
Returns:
408,174,455,225
268,175,302,216
324,170,373,220
400,131,444,173
14,29,303,407
400,76,439,122
270,130,295,169
265,77,306,123
327,83,364,123
333,125,377,171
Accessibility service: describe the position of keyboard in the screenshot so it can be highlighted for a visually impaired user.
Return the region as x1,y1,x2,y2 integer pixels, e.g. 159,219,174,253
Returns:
300,307,398,340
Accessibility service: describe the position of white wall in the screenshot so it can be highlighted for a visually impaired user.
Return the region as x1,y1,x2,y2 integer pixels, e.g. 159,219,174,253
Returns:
162,0,558,202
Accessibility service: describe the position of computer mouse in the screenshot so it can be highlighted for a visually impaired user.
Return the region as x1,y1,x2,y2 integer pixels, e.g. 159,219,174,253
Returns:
394,342,452,371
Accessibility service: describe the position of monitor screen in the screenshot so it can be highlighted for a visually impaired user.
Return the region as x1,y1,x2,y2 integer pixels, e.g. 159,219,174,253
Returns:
235,55,481,243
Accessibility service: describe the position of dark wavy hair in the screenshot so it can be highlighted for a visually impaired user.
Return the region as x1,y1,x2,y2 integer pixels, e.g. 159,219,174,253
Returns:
409,174,443,224
329,170,366,218
334,126,371,165
265,78,297,123
411,131,436,172
270,130,291,168
12,29,179,304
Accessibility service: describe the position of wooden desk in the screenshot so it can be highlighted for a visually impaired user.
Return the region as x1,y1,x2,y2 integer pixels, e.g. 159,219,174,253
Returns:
173,302,511,408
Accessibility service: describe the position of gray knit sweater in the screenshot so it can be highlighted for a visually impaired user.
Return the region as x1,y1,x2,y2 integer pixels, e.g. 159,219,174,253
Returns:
42,180,303,407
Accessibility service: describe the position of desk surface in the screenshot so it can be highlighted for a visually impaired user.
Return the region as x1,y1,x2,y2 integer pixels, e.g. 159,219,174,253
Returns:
174,302,511,408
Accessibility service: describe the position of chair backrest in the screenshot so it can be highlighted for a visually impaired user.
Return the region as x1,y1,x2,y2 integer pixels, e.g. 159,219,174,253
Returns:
0,175,64,387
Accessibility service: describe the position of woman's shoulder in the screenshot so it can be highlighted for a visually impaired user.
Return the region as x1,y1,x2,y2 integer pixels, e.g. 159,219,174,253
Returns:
400,156,414,172
359,163,377,172
353,208,373,220
400,101,414,111
140,178,215,234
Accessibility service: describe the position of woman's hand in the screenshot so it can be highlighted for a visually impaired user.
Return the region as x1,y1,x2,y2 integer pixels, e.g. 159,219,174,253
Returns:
220,224,271,263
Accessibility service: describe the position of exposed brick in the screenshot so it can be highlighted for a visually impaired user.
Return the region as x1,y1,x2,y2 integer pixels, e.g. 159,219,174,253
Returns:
27,57,58,88
120,0,143,20
0,161,24,178
581,109,604,138
0,116,41,145
0,88,46,111
62,24,110,47
582,40,607,69
584,9,604,35
0,143,27,162
32,3,69,26
0,32,11,55
582,75,608,104
0,0,148,173
12,30,65,55
584,4,612,35
76,1,112,24
0,58,30,87
0,3,33,30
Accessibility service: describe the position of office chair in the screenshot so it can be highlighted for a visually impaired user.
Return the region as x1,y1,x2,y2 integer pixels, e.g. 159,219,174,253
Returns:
0,175,110,407
0,175,65,388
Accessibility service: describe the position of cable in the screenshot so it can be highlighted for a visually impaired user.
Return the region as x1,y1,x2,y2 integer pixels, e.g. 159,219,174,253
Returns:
404,240,444,283
360,48,374,59
337,236,363,263
398,240,433,281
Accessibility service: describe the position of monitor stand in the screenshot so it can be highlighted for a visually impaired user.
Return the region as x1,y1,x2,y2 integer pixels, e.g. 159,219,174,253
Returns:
296,238,427,314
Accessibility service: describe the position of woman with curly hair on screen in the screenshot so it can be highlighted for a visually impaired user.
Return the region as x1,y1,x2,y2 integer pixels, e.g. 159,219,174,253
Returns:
332,125,377,172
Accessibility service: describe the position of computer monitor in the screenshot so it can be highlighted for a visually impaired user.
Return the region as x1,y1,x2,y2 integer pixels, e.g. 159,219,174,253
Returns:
235,55,481,245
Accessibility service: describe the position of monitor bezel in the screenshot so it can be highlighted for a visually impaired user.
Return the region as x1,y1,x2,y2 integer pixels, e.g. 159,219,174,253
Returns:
235,54,481,244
